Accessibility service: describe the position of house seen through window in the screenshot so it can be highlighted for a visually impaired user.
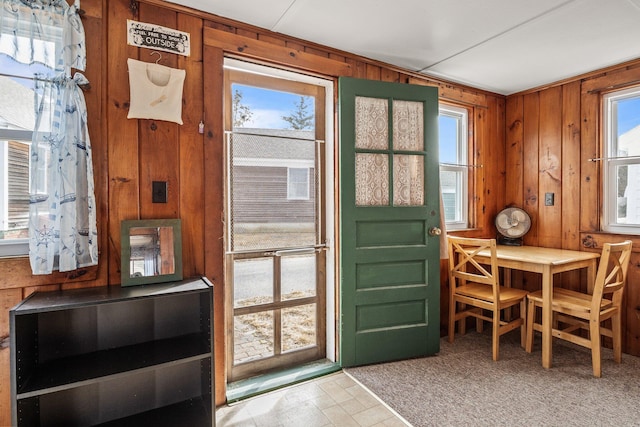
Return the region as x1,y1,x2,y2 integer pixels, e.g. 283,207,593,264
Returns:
0,55,53,257
603,87,640,234
439,104,469,229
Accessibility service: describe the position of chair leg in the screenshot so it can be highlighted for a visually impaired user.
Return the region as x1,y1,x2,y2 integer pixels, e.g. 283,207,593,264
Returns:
612,311,622,364
590,319,602,378
525,298,535,353
448,299,456,343
520,299,526,349
492,308,500,361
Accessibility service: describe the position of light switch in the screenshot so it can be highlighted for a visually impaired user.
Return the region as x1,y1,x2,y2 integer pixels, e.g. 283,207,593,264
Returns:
544,192,554,206
152,181,167,203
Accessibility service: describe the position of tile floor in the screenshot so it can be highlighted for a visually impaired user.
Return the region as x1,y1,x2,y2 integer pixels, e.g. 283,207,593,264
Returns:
216,371,410,427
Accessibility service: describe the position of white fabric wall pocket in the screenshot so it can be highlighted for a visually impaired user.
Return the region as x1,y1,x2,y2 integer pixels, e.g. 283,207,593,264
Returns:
127,58,186,124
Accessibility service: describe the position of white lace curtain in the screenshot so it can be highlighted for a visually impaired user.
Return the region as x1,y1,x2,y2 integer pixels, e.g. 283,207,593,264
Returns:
0,0,97,274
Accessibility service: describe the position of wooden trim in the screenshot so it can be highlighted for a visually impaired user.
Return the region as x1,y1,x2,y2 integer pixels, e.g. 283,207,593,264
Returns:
204,27,353,77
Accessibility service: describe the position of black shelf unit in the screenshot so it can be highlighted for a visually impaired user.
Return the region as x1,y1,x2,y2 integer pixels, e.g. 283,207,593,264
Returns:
10,277,214,427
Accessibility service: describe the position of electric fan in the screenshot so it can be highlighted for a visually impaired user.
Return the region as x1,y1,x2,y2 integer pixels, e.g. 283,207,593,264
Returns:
495,207,531,246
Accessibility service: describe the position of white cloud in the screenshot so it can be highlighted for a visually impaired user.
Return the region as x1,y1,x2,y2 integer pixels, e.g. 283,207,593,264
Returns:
245,108,289,129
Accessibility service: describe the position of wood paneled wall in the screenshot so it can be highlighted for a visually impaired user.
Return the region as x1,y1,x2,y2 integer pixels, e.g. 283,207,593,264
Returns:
505,61,640,356
6,0,610,422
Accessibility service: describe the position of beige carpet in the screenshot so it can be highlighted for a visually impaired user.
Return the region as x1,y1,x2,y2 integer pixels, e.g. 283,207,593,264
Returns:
346,331,640,427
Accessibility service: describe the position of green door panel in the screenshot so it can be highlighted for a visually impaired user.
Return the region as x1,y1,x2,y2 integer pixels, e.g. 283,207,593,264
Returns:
339,76,440,367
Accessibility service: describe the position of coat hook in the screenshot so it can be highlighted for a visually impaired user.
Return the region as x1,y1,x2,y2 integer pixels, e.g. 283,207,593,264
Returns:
150,51,162,64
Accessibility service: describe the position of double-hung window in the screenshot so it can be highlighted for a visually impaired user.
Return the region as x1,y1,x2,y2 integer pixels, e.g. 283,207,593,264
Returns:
0,58,52,257
439,104,469,230
0,8,60,257
602,87,640,234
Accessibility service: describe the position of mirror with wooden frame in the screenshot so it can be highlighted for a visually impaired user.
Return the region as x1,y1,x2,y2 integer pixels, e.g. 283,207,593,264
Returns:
120,219,183,286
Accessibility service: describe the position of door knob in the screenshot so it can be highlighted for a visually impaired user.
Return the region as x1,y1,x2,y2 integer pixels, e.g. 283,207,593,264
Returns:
429,227,442,236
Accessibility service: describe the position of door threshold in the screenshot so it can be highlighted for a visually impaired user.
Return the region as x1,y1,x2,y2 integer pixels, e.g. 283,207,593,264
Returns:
226,359,341,403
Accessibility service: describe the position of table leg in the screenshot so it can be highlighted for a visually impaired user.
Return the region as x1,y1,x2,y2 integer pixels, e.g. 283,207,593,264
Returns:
541,265,553,369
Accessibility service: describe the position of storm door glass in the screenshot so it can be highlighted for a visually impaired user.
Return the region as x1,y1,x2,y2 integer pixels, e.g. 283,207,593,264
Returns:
225,65,327,382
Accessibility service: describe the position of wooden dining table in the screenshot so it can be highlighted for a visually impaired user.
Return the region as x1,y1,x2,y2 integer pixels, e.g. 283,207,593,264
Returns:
471,245,600,368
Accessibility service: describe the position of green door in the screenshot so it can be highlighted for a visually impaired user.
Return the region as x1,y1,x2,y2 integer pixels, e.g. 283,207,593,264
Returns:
339,77,440,367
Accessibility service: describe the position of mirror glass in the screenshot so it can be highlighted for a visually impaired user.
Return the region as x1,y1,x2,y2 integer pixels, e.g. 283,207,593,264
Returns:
121,219,182,286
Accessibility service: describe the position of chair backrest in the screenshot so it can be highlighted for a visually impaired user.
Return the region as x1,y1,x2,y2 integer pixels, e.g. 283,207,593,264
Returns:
448,236,500,297
591,240,633,310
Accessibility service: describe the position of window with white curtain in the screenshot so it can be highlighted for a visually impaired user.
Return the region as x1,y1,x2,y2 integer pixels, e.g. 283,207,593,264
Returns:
0,53,54,256
439,104,469,230
602,87,640,234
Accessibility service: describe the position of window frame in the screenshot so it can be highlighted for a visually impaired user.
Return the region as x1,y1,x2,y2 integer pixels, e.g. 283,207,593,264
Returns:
0,129,32,257
438,103,469,230
287,167,310,200
602,86,640,235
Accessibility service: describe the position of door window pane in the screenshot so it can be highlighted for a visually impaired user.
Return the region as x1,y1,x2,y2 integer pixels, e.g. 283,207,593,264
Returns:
233,258,273,308
393,155,424,206
355,153,389,206
281,254,316,300
355,96,388,150
234,311,274,364
282,304,316,352
393,100,423,151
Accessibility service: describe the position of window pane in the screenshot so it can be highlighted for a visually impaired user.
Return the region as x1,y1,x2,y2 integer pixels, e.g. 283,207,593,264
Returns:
282,304,316,352
440,169,463,222
355,153,389,206
438,114,459,164
604,88,640,232
439,104,468,228
234,311,274,364
233,258,273,308
393,154,424,206
617,163,640,226
355,96,388,150
281,254,316,300
393,100,423,151
288,167,309,199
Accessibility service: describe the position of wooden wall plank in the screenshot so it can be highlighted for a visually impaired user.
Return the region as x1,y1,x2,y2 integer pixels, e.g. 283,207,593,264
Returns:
505,96,524,207
523,92,540,247
580,88,600,233
138,4,180,220
203,44,226,405
107,0,141,284
561,81,582,250
177,14,206,279
558,81,583,290
0,288,23,426
474,104,488,233
488,96,506,219
537,86,563,248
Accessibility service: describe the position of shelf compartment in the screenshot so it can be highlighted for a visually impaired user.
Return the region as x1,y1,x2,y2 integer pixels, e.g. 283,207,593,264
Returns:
16,358,212,427
17,333,210,397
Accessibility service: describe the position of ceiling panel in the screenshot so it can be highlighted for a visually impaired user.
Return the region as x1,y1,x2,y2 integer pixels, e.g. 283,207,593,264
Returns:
168,0,640,95
426,0,640,94
166,0,296,29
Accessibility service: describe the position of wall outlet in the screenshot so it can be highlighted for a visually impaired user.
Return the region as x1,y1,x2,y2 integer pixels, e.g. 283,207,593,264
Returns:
544,192,554,206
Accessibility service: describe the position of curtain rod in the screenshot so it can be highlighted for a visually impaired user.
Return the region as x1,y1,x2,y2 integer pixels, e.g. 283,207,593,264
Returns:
0,72,57,83
440,162,483,168
0,71,90,90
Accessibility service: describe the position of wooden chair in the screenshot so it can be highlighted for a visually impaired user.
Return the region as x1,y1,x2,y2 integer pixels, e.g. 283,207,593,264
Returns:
525,240,633,377
448,236,529,361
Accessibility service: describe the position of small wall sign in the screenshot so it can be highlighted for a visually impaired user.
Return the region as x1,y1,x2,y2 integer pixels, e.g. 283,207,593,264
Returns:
127,20,190,57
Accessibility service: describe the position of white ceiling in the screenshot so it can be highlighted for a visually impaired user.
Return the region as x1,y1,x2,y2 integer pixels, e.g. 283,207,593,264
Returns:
170,0,640,95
